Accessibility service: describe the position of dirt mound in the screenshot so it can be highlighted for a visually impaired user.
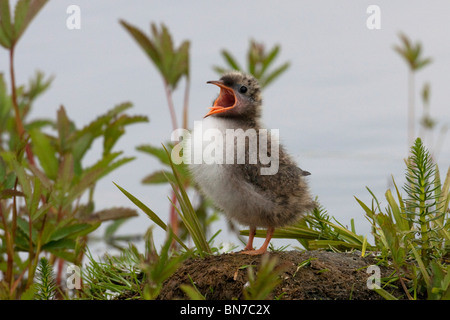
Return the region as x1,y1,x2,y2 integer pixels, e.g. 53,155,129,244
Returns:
158,250,403,300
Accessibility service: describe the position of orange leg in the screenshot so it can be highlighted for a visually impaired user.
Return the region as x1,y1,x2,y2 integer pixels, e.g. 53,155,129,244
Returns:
240,227,274,255
243,226,256,251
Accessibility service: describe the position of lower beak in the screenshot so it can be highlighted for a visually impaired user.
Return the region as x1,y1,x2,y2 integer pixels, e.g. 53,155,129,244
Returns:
205,80,237,118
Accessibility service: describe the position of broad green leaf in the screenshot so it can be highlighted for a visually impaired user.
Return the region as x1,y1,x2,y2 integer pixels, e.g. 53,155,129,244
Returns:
103,114,148,155
169,40,190,88
42,238,75,250
56,154,74,196
29,128,58,180
178,41,190,77
0,0,12,43
76,221,101,238
260,45,280,76
106,101,134,117
71,132,93,176
31,202,51,221
0,74,12,123
48,223,92,242
25,118,54,131
221,49,241,71
68,102,132,147
62,168,102,208
27,163,51,190
28,176,42,218
16,216,38,244
12,158,31,198
260,61,290,88
120,20,162,70
24,70,53,102
12,0,48,43
45,249,75,263
159,24,175,82
56,106,72,150
137,144,171,166
14,232,31,251
83,153,134,184
13,0,30,38
0,23,10,47
142,170,175,185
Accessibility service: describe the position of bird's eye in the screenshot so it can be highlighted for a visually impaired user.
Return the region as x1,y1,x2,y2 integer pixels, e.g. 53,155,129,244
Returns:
239,85,248,94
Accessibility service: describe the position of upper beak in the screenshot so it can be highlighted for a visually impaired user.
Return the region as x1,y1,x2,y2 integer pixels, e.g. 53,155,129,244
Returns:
204,80,237,118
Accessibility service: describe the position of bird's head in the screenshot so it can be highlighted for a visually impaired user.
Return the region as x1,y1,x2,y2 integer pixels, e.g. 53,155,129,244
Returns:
205,71,262,120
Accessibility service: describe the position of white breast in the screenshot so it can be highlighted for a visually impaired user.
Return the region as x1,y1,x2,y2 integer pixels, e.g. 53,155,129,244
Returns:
189,117,235,209
188,117,274,227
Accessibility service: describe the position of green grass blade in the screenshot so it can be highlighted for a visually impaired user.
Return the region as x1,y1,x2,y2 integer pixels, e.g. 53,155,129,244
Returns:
355,196,375,219
113,182,189,251
162,144,211,256
373,287,399,300
386,189,409,231
410,244,431,288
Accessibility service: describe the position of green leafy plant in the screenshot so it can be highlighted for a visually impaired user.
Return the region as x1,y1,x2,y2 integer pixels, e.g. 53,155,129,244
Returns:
394,33,448,159
0,0,48,152
35,257,56,300
0,0,147,299
81,228,187,300
135,143,217,243
141,229,187,300
81,245,143,300
394,33,433,150
179,276,206,300
214,39,290,89
115,145,212,257
243,255,284,300
120,20,190,130
120,20,193,243
356,138,450,299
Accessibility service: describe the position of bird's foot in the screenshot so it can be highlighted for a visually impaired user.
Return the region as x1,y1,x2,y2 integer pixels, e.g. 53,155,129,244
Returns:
239,248,267,255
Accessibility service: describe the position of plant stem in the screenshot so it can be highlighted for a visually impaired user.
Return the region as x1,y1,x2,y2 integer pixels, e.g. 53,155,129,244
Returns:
0,203,14,290
10,46,25,137
9,46,37,166
419,180,429,262
169,190,178,249
163,79,185,242
182,78,190,129
10,178,19,292
163,80,178,131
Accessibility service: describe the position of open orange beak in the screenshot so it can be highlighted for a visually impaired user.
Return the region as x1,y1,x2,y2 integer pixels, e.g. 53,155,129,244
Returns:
205,80,237,118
